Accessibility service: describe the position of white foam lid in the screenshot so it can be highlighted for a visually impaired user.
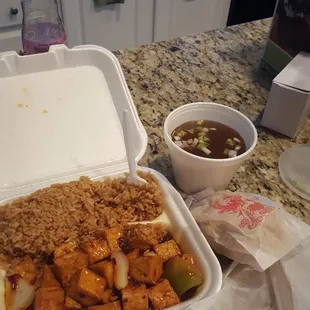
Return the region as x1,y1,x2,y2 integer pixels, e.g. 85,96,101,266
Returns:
0,45,147,199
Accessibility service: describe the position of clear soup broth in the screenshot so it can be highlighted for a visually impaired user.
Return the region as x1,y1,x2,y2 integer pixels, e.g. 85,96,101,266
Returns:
171,120,246,159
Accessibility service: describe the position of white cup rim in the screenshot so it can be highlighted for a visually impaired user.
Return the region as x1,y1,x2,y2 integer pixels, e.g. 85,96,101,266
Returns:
164,102,258,163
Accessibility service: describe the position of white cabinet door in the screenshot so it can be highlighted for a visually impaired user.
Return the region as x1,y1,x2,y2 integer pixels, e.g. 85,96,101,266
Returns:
61,0,154,51
0,29,22,53
154,0,231,42
0,0,22,53
0,0,22,29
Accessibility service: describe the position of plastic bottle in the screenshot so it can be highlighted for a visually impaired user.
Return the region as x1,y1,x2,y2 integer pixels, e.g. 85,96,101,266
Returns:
21,0,66,55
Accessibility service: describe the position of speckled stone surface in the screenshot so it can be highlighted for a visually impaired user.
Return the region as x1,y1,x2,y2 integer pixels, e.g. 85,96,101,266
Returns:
115,19,310,223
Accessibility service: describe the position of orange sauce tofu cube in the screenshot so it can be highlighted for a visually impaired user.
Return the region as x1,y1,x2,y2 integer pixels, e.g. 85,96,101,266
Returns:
103,227,123,252
81,239,111,264
88,301,121,310
126,249,139,263
35,286,64,310
54,251,88,286
148,279,180,310
36,265,60,288
121,284,149,310
90,260,114,289
154,240,181,262
126,224,164,249
66,268,106,306
53,240,78,259
129,256,163,284
14,258,38,285
64,296,82,309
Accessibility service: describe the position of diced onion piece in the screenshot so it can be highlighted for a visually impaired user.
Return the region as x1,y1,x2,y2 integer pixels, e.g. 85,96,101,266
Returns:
6,276,35,310
192,138,198,148
112,252,129,290
235,145,241,151
202,127,209,133
233,137,241,143
143,250,157,257
228,150,237,158
187,129,194,134
187,138,193,145
174,136,181,141
209,128,216,131
201,147,211,155
0,270,6,310
174,141,184,148
182,141,189,148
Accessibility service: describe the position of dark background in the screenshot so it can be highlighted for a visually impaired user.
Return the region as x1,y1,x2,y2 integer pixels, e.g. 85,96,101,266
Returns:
227,0,277,26
270,0,310,56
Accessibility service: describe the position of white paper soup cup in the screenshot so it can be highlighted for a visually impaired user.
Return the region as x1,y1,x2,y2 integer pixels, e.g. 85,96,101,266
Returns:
164,102,257,194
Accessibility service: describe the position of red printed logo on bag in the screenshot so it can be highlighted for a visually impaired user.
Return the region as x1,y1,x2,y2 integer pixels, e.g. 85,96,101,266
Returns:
213,195,274,229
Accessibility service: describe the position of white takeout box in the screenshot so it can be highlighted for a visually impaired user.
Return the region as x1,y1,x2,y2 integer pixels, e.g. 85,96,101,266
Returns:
261,52,310,138
0,45,222,309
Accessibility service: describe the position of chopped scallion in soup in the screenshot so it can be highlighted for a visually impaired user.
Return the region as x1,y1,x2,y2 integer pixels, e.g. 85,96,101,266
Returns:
171,120,246,159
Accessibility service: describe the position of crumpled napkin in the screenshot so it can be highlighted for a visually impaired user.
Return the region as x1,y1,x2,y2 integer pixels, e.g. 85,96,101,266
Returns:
184,189,310,310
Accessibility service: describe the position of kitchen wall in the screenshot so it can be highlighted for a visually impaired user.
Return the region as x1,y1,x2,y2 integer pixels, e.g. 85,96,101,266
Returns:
0,0,231,53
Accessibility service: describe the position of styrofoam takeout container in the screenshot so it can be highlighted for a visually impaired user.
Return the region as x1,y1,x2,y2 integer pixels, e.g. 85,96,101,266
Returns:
164,102,258,194
0,45,222,308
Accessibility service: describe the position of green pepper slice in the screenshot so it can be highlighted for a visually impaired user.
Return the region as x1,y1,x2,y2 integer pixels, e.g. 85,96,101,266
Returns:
163,256,203,296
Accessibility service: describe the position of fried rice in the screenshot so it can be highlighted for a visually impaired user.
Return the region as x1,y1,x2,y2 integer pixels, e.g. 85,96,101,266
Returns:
0,172,164,264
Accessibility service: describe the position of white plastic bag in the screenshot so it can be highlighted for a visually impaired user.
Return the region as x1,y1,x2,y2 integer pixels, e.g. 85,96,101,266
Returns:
269,237,310,310
187,236,310,310
190,190,310,271
187,262,275,310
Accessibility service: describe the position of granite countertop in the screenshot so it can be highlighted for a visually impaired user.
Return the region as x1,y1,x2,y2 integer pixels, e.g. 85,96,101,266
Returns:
115,19,310,224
